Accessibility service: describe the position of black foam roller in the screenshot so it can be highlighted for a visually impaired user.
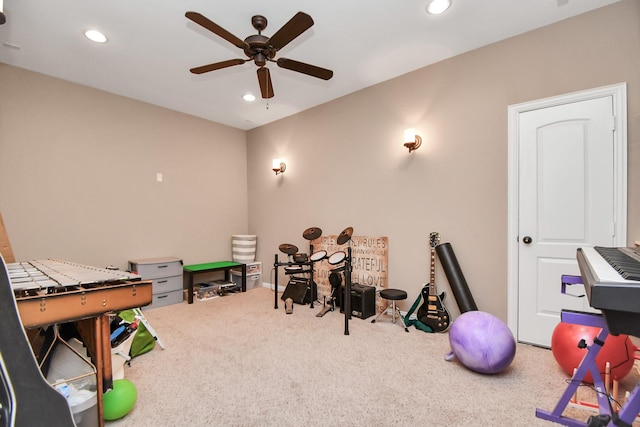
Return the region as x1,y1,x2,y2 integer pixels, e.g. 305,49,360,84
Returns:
436,242,478,313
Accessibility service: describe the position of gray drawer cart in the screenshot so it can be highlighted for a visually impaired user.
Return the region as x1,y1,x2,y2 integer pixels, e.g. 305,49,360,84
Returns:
128,257,183,308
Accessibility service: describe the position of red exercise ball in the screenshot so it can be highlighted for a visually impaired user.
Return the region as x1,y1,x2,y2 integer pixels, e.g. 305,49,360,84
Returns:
551,322,635,384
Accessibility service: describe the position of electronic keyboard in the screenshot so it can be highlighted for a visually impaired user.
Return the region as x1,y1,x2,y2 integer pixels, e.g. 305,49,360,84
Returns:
577,246,640,337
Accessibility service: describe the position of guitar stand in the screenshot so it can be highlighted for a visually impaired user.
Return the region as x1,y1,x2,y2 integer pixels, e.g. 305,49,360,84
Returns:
536,309,640,426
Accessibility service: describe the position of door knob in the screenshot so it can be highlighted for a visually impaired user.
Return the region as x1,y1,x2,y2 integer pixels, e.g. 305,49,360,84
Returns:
522,236,532,244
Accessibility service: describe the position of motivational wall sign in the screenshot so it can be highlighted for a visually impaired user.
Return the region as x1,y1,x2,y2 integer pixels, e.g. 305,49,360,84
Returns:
311,235,388,313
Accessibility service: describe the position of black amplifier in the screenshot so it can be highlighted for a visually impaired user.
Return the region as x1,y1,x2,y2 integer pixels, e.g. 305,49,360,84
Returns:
281,278,317,305
337,283,376,319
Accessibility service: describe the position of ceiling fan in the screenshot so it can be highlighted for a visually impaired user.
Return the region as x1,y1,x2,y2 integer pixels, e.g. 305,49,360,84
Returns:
185,11,334,99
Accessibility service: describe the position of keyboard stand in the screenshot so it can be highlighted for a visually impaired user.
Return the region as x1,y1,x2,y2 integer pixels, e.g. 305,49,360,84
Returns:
536,309,640,426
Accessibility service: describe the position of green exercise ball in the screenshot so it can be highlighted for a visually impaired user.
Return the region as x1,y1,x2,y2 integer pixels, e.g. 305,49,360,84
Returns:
103,379,137,421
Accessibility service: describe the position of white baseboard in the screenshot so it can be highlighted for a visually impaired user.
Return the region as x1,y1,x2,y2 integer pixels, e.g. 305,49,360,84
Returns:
262,282,286,292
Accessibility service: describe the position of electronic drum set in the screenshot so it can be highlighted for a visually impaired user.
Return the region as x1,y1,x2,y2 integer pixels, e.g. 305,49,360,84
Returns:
274,226,356,335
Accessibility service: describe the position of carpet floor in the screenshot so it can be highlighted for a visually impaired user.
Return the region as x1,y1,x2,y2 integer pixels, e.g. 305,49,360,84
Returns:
105,287,640,426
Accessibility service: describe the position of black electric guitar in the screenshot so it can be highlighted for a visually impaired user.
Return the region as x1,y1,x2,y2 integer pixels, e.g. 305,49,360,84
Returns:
417,232,450,332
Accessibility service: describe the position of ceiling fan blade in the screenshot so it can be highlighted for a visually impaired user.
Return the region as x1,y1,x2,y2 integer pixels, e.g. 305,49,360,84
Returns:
276,58,333,80
257,67,274,99
185,11,248,50
190,59,246,74
268,12,314,51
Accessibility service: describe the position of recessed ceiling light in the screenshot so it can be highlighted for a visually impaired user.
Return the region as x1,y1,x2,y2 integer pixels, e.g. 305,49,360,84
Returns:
84,29,107,43
426,0,452,15
243,94,256,102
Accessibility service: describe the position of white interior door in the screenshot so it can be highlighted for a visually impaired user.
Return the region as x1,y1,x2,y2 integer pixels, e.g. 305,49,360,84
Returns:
507,84,627,348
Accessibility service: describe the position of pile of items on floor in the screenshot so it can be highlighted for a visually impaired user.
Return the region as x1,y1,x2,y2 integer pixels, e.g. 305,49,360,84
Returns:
103,308,161,422
42,308,159,426
194,279,240,301
109,308,158,378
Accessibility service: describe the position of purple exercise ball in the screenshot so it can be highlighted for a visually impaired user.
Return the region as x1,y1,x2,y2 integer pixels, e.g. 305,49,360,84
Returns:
448,311,516,374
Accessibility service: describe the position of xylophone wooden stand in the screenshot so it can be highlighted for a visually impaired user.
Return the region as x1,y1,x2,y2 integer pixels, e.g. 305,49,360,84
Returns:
536,310,640,426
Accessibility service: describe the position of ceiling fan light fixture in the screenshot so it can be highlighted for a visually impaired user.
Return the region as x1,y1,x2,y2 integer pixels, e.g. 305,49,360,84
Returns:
243,93,256,102
426,0,452,15
84,29,107,43
185,11,333,100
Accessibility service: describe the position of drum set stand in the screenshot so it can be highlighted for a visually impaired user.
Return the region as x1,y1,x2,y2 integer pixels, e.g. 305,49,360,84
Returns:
273,226,356,335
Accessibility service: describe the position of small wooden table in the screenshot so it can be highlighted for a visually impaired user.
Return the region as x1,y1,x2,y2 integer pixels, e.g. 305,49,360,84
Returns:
184,261,246,304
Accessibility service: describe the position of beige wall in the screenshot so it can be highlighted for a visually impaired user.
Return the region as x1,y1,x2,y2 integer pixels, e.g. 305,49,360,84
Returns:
247,0,640,321
0,64,248,269
0,1,638,322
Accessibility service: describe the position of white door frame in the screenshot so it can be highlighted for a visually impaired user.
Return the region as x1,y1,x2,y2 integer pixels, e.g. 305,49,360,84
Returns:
507,83,627,340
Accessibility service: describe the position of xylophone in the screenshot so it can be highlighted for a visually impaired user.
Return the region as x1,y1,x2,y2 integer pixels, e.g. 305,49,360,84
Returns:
7,258,152,427
9,259,151,327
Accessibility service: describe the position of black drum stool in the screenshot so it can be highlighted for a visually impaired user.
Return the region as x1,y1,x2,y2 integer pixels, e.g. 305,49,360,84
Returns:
371,288,409,332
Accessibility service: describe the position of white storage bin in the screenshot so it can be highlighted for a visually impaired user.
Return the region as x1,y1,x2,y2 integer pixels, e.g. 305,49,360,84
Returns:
231,271,262,290
232,235,257,263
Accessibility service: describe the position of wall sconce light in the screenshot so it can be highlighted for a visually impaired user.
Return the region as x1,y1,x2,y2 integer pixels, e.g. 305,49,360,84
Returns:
404,128,422,153
272,159,286,175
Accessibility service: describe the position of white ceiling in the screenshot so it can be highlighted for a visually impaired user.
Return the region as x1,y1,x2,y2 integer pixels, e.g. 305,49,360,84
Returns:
0,0,622,130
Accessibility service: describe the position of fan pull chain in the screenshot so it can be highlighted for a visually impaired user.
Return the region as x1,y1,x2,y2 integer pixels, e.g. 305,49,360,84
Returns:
265,74,270,109
260,69,269,110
